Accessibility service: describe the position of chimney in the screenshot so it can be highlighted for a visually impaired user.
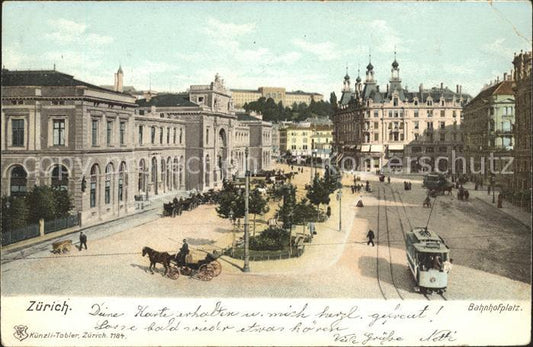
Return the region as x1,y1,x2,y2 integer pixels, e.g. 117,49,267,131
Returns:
503,72,507,81
440,82,443,90
456,84,459,94
496,76,500,83
419,83,423,93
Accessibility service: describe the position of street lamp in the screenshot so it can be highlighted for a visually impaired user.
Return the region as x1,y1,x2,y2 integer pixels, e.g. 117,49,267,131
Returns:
336,189,342,232
243,147,250,272
491,175,496,204
229,209,235,257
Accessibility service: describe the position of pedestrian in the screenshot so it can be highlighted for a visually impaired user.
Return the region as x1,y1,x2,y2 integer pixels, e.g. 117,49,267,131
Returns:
497,193,503,208
326,206,331,218
387,176,391,184
443,258,453,273
366,229,375,246
351,185,355,194
487,185,491,195
79,232,87,251
176,239,190,265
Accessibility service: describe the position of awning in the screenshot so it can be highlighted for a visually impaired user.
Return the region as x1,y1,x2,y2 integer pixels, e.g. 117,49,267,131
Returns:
361,145,371,152
388,144,404,151
370,145,383,152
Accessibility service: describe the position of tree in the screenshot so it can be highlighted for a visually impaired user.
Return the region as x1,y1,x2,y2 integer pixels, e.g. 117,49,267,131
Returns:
292,198,320,225
276,184,297,230
26,185,57,223
1,196,29,231
249,188,269,236
53,188,74,218
306,175,331,210
330,92,337,108
216,181,245,221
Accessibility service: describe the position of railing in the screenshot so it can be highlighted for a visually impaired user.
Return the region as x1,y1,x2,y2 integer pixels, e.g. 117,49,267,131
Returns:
44,215,80,234
2,223,40,246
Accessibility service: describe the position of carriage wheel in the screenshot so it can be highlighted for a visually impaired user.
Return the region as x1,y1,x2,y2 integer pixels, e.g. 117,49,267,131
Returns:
167,267,180,280
197,264,215,281
211,260,222,277
180,266,193,277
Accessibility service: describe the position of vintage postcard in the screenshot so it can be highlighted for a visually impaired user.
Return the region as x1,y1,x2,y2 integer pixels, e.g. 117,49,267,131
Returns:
1,1,531,346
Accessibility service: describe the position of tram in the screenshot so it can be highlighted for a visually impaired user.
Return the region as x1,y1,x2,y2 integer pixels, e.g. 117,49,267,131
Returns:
405,227,450,294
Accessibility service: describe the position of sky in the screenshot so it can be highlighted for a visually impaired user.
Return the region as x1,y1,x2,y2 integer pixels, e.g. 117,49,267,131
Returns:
2,1,532,99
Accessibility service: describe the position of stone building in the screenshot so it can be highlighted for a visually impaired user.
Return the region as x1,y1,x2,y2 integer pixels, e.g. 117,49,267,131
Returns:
462,76,515,188
231,86,323,108
1,69,143,226
2,69,273,228
512,50,532,196
333,56,470,173
279,122,333,160
135,74,272,191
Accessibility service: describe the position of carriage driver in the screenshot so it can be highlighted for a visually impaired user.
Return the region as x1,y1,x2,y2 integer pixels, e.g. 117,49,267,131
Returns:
176,239,190,264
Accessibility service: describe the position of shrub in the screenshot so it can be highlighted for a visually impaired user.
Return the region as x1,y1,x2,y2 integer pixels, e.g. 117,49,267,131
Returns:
249,226,290,251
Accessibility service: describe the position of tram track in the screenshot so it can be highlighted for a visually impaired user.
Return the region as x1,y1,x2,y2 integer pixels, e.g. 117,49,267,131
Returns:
375,185,404,300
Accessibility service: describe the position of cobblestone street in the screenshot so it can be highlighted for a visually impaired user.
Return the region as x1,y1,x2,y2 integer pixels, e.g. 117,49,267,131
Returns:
1,165,530,301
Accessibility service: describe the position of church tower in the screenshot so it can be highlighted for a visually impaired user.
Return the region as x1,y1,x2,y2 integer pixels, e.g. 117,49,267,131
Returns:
114,65,123,92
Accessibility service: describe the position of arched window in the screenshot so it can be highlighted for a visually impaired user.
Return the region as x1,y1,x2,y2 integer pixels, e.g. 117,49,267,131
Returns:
179,155,184,189
151,157,158,195
173,158,179,189
161,159,166,192
90,164,100,208
205,155,210,186
105,163,114,205
10,165,27,197
138,159,146,193
51,165,69,191
118,162,126,202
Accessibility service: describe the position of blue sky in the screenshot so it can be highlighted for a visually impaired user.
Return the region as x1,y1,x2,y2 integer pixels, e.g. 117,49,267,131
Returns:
2,1,531,98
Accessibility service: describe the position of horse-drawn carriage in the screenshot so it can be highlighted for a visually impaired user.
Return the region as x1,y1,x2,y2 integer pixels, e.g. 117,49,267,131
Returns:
52,239,72,254
142,247,222,281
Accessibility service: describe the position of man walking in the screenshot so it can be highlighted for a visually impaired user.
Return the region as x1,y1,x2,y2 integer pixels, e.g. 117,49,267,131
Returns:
79,232,87,251
366,229,375,246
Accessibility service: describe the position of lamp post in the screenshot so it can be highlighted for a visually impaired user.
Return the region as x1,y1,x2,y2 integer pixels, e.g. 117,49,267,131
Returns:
336,188,342,232
229,209,235,257
491,175,495,204
243,147,250,272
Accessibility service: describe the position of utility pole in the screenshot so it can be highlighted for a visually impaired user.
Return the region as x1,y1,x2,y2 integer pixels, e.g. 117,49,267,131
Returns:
337,189,342,232
243,147,250,272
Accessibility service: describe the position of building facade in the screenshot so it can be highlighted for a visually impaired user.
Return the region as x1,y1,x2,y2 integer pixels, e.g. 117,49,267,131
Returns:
1,69,142,226
333,56,470,172
231,87,323,108
462,76,515,188
279,122,333,159
512,51,532,196
2,69,273,228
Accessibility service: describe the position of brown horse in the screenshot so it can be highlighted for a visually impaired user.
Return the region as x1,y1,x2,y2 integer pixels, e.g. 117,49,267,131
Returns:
142,246,172,275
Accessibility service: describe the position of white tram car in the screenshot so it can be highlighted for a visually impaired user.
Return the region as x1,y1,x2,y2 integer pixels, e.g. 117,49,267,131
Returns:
405,227,450,294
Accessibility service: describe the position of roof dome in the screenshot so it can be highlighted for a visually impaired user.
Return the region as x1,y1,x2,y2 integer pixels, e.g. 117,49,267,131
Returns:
344,73,350,81
356,75,362,83
392,59,399,68
366,62,374,70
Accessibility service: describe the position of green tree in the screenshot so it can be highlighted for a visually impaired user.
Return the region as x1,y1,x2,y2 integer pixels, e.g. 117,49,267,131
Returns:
306,175,331,210
216,181,245,221
249,188,269,236
293,198,320,225
276,184,297,230
1,196,29,231
26,185,57,223
53,188,74,218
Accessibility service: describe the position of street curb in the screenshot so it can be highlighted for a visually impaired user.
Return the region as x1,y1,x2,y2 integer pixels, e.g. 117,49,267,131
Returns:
474,197,531,229
1,204,161,256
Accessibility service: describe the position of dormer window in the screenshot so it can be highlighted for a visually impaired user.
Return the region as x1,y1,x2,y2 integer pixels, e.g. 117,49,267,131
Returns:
393,97,398,106
427,99,433,106
414,99,418,106
198,97,204,103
